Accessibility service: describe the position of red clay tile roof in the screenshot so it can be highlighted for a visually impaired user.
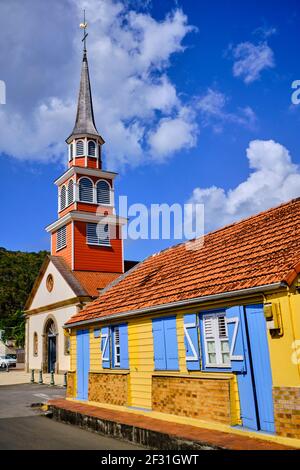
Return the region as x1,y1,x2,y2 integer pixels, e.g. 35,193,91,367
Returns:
65,198,300,325
72,271,121,297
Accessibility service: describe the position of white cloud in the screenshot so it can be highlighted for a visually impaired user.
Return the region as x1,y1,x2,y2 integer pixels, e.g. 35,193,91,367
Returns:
148,107,197,160
0,0,196,168
188,140,300,232
197,88,257,131
231,41,275,84
253,25,277,40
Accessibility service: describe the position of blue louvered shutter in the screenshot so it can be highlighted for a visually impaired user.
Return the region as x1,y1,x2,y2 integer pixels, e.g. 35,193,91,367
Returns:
152,319,167,370
184,314,200,370
119,324,129,369
164,317,179,370
101,327,110,369
79,178,93,202
97,180,111,205
226,306,246,373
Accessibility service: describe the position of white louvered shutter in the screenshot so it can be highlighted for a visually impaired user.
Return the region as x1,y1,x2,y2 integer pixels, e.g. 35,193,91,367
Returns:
56,225,67,251
60,186,66,210
86,223,110,246
67,180,74,206
76,140,84,156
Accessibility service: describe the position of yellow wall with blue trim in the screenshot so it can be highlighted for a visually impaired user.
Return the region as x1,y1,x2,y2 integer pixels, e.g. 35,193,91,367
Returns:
68,285,300,424
264,288,300,387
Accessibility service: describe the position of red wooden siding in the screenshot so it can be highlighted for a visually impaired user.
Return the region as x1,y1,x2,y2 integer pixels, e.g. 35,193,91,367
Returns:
76,202,114,215
51,222,73,268
70,157,86,168
73,221,123,273
59,202,76,218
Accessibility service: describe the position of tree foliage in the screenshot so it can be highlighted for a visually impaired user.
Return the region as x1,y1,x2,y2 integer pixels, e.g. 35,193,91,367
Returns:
0,248,48,347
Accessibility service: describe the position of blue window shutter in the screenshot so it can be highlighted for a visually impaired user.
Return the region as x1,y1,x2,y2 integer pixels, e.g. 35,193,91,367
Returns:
119,324,129,369
164,317,179,370
226,306,247,373
184,314,200,371
76,330,84,399
101,326,110,369
152,319,167,370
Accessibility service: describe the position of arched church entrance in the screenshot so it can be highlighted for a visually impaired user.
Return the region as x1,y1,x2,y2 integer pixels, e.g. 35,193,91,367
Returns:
43,317,58,373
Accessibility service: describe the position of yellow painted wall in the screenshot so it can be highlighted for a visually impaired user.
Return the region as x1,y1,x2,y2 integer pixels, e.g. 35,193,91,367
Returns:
90,327,102,373
128,317,154,409
265,290,300,387
70,329,76,371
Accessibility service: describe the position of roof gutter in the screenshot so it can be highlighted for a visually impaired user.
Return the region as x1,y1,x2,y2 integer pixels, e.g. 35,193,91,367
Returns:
64,281,286,329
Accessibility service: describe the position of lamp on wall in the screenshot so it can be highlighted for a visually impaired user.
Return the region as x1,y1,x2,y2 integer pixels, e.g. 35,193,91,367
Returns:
264,302,283,337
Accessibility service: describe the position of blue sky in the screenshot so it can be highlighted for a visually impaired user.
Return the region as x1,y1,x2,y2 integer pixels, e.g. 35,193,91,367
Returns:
1,0,300,261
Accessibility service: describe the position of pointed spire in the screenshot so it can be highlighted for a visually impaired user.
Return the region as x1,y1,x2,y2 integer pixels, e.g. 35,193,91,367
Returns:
67,13,104,143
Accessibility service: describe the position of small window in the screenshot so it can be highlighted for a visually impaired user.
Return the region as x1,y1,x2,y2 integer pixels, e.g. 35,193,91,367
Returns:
60,185,66,211
64,333,70,356
76,140,84,156
67,179,74,206
56,225,67,251
203,313,230,368
87,223,110,246
46,274,54,292
112,326,120,367
98,144,102,162
79,177,93,203
101,324,129,369
33,332,38,356
96,180,111,205
88,140,96,157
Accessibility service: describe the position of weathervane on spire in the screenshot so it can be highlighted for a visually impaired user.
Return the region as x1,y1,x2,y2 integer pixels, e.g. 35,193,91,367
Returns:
80,10,88,52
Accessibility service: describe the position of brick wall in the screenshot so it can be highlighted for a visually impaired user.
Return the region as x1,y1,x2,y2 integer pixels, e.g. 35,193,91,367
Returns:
273,386,300,439
88,372,128,406
67,371,76,398
152,376,232,424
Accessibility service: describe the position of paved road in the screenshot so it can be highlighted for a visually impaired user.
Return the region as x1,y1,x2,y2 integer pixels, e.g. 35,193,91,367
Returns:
0,384,143,450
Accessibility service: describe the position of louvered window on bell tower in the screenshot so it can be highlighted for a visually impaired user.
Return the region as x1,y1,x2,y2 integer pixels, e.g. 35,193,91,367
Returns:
60,185,66,210
56,225,67,251
67,180,74,205
69,143,73,161
76,140,84,156
79,177,93,202
87,223,110,246
88,140,96,157
96,180,111,205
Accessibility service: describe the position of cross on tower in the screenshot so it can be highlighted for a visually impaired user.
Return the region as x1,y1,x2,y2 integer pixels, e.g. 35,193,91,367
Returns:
80,10,88,51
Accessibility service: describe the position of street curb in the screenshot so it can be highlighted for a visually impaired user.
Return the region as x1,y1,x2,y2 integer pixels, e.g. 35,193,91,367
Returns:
47,404,219,450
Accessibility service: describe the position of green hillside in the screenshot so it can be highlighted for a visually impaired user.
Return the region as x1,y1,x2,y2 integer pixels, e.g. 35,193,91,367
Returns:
0,247,48,346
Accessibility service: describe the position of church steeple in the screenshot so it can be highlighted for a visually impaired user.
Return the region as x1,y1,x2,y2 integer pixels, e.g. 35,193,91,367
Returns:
66,13,104,168
69,48,100,139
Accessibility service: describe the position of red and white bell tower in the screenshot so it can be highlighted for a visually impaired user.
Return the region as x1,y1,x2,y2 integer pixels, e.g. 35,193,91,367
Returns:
46,34,126,275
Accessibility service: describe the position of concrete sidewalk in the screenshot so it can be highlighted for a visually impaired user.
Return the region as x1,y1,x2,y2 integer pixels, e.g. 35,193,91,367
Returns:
47,398,298,451
0,370,65,387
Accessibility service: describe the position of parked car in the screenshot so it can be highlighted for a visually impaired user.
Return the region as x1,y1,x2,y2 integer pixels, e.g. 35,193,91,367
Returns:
0,354,17,368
